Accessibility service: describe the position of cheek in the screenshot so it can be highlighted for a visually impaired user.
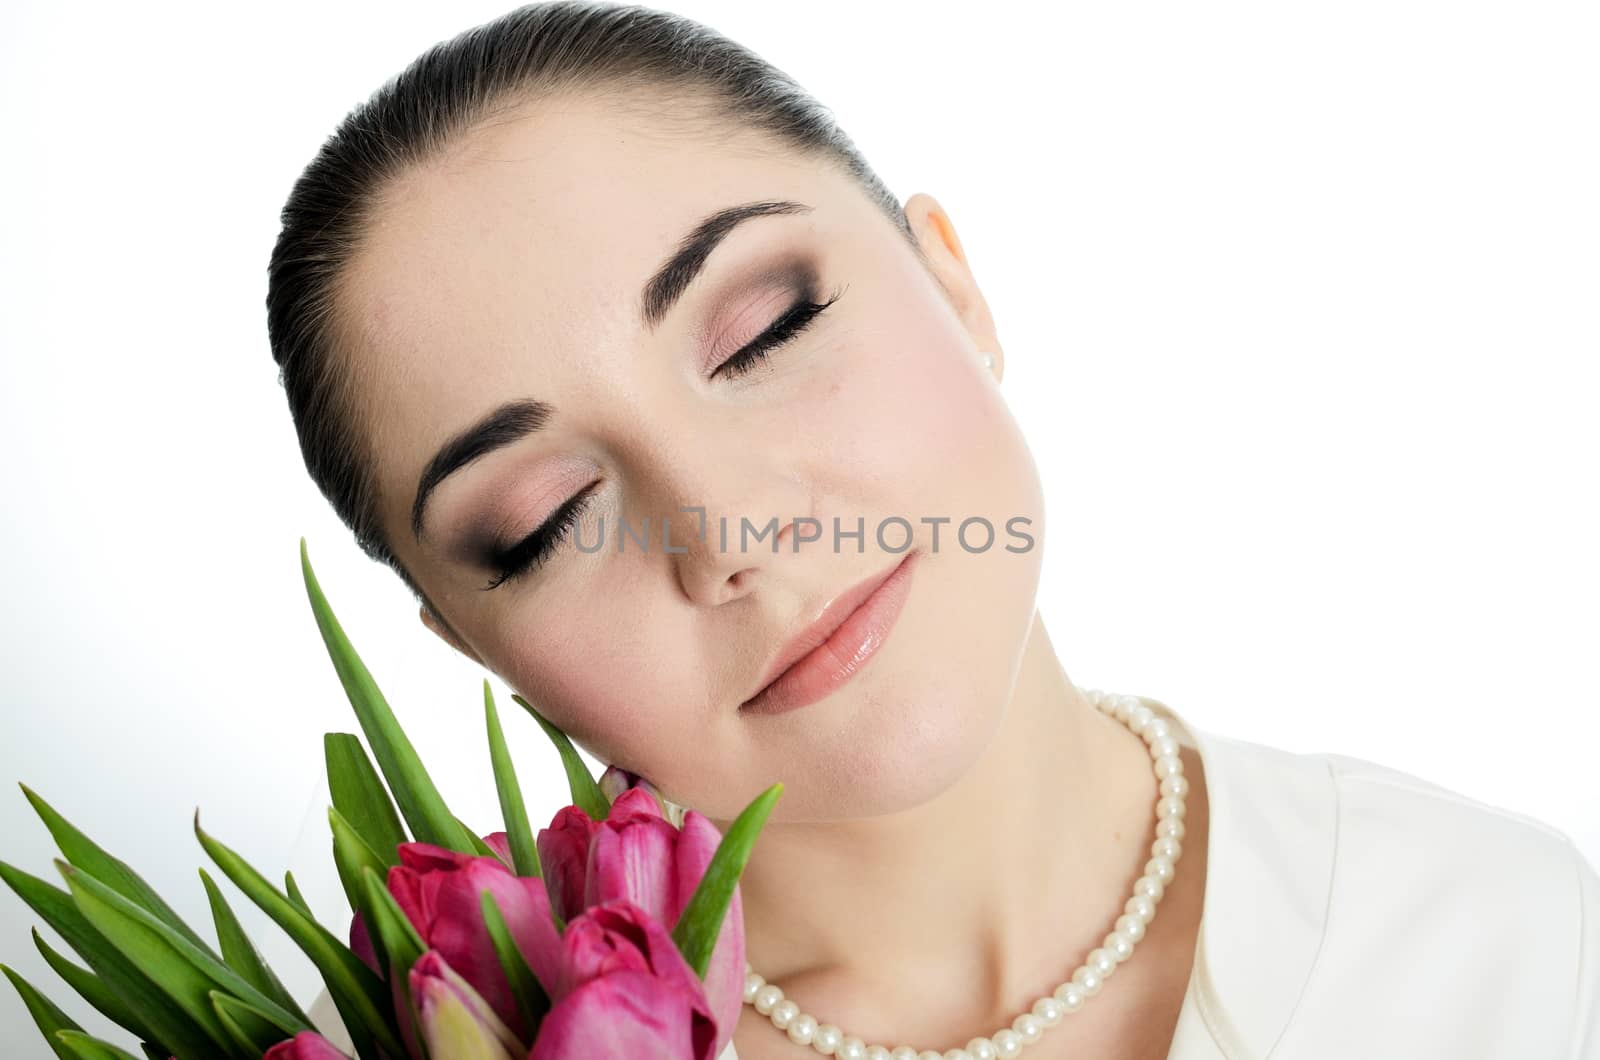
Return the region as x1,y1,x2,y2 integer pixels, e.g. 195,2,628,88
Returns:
492,592,693,769
810,308,1035,529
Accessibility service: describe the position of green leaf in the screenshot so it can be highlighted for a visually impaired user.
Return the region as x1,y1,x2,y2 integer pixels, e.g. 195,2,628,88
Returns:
359,863,433,1060
359,865,425,975
2,962,83,1060
60,859,301,1056
324,733,408,866
478,890,550,1034
53,1031,142,1060
31,928,149,1043
19,784,220,961
483,683,541,878
0,860,214,1058
457,820,499,860
671,782,783,980
328,805,387,930
193,812,402,1060
300,539,478,854
210,990,299,1054
510,694,609,821
57,859,309,1040
197,868,308,1024
284,871,312,918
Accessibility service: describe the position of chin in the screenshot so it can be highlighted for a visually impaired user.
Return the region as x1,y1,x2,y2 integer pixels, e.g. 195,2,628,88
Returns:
759,667,1008,822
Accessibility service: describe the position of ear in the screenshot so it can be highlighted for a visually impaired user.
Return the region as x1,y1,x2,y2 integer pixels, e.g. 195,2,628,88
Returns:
903,191,1004,380
418,604,484,666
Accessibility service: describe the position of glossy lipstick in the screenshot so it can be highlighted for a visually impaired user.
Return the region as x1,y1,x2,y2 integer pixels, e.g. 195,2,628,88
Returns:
739,549,920,716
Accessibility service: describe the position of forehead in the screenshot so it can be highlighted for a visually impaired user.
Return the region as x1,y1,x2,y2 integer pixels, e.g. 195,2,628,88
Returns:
336,91,846,536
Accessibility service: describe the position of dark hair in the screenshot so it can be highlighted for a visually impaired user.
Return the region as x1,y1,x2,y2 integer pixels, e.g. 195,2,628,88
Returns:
266,0,923,625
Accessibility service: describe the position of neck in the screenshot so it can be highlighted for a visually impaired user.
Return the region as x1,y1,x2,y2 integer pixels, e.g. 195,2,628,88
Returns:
710,611,1167,1036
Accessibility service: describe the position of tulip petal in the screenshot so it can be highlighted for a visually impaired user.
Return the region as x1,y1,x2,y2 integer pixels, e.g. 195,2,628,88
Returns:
673,811,746,1045
534,806,597,924
384,843,562,1040
583,812,678,922
528,969,717,1060
410,951,525,1059
263,1030,353,1058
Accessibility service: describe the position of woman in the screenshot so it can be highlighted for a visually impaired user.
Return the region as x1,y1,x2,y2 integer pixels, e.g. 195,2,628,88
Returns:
268,4,1598,1058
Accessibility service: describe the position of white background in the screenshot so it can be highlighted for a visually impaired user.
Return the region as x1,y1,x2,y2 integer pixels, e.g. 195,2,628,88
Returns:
2,1,1596,1054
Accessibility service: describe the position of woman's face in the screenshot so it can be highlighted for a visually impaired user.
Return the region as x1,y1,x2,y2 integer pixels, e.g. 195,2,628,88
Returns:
336,92,1047,822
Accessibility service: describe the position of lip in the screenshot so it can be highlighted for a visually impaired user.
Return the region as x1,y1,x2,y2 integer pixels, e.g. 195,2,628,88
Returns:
739,549,920,716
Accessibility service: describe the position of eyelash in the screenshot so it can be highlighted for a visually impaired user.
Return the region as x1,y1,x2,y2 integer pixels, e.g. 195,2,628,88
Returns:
482,483,600,590
482,282,845,590
711,282,845,381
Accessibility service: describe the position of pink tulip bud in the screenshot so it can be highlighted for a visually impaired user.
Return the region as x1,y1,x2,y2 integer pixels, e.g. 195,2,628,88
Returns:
534,785,746,1057
530,900,718,1060
263,1031,352,1059
385,841,562,1039
410,950,526,1060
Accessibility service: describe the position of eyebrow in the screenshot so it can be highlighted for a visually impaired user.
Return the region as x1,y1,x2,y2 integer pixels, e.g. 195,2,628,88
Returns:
410,198,814,542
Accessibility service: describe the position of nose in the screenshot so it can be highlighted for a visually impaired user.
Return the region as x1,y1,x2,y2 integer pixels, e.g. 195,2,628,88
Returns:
652,457,812,609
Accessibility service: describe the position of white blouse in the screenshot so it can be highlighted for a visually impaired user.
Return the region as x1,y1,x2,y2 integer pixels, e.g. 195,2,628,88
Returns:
724,696,1600,1060
313,695,1600,1059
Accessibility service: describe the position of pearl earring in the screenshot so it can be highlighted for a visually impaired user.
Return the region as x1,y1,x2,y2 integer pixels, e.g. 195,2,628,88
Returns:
979,350,996,371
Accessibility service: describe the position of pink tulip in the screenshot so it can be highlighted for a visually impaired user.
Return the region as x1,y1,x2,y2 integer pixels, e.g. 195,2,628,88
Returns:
347,832,515,974
385,841,562,1042
410,949,526,1060
536,804,598,923
349,909,377,973
529,900,718,1060
481,829,515,869
263,1031,351,1058
536,783,745,1057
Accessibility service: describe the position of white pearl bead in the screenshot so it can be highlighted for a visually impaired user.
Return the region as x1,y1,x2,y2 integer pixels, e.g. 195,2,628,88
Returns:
1102,930,1134,961
1154,754,1183,780
814,1024,843,1054
1156,796,1186,820
1086,947,1117,977
1115,913,1147,942
743,973,765,1003
1161,774,1190,799
1031,997,1064,1026
863,1046,890,1060
1011,1013,1043,1043
1071,966,1103,996
1150,734,1180,758
754,983,783,1014
965,1038,998,1060
1144,718,1172,742
1153,836,1182,861
787,1012,818,1044
1053,982,1086,1012
1157,815,1186,840
1127,705,1153,733
837,1038,867,1060
1134,874,1166,902
770,999,799,1029
944,1051,974,1060
1125,894,1156,922
887,1048,915,1060
1146,854,1176,884
991,1028,1023,1058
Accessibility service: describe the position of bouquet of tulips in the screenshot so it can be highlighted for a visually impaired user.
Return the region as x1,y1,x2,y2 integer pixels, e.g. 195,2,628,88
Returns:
1,540,779,1060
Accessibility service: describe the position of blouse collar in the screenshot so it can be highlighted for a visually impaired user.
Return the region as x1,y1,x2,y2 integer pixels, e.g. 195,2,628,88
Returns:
1141,695,1337,1060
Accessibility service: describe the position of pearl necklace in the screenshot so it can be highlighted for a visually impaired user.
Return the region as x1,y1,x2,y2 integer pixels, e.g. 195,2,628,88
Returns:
740,687,1189,1060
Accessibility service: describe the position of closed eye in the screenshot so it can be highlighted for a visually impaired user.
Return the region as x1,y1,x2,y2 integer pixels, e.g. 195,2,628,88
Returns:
712,282,845,381
481,481,602,590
